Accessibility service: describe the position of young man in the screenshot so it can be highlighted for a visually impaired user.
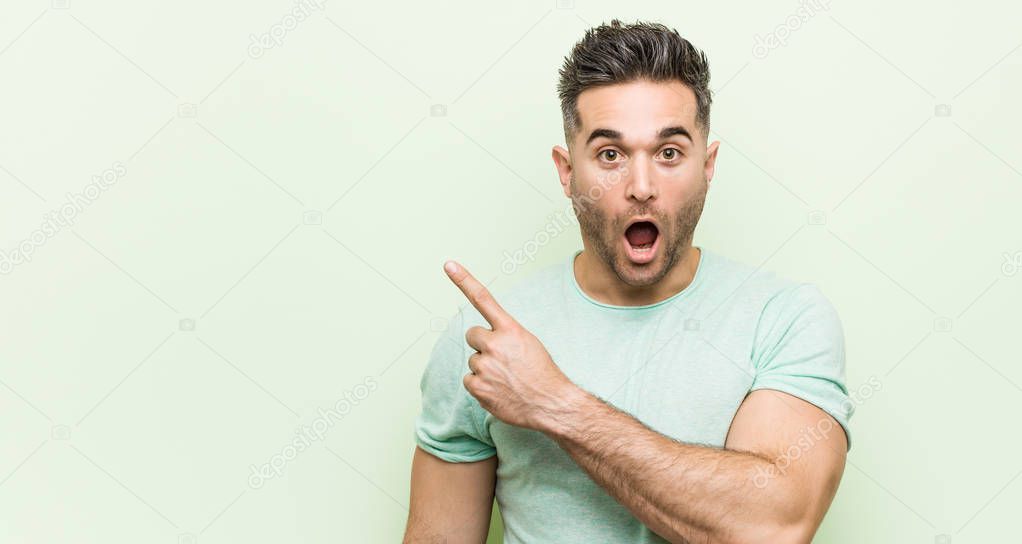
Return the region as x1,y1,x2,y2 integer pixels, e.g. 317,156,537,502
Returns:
405,19,852,544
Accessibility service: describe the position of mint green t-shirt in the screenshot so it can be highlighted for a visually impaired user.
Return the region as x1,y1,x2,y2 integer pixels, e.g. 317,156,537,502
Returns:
414,246,853,543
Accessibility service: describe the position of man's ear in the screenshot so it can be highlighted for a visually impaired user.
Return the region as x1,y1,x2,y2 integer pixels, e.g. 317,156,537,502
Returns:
704,140,720,186
551,144,572,198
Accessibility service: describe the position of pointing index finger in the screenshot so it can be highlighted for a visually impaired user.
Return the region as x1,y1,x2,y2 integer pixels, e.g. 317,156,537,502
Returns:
444,260,513,330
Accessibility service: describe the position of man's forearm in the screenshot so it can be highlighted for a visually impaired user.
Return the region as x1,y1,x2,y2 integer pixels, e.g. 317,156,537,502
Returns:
540,386,810,544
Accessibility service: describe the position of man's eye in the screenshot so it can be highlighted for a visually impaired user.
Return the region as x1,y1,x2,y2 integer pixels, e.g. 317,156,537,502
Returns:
599,149,620,162
661,148,681,161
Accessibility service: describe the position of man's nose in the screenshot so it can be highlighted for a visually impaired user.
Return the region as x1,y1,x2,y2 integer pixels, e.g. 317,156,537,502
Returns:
625,157,657,202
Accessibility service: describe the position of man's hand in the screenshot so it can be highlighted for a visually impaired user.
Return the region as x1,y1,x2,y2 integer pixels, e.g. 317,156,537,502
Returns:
443,260,578,432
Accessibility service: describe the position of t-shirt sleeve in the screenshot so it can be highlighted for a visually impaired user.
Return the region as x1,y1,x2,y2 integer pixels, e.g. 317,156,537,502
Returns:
413,306,497,462
749,283,854,451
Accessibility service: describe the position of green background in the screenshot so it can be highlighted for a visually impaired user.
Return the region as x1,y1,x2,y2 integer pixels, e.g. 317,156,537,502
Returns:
0,0,1020,542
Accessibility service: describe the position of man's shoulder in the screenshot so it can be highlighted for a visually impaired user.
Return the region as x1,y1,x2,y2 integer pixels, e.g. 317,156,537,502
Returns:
701,248,829,314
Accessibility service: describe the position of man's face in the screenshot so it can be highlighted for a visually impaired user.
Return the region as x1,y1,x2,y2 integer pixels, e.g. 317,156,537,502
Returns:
556,79,719,287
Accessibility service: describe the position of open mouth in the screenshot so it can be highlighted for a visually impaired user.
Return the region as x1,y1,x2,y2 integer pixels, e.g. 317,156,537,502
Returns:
623,220,660,264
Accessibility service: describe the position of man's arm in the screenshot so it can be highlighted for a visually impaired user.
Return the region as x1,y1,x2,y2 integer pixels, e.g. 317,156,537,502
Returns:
439,261,848,543
542,387,847,544
403,446,498,544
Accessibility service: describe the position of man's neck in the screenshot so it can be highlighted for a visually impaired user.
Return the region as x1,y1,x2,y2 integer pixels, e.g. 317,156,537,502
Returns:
573,245,701,307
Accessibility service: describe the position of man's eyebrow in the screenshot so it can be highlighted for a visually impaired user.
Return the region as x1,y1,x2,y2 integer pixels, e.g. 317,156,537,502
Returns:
585,126,693,146
585,128,621,146
658,125,693,142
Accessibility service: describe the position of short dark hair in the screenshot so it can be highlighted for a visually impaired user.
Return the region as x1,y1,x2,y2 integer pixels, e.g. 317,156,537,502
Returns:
556,19,713,146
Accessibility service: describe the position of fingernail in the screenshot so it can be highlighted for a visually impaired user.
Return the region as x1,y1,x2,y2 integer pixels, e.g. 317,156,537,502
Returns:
444,261,458,274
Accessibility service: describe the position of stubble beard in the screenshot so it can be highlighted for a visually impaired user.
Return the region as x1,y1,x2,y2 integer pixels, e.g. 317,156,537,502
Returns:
570,172,707,288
